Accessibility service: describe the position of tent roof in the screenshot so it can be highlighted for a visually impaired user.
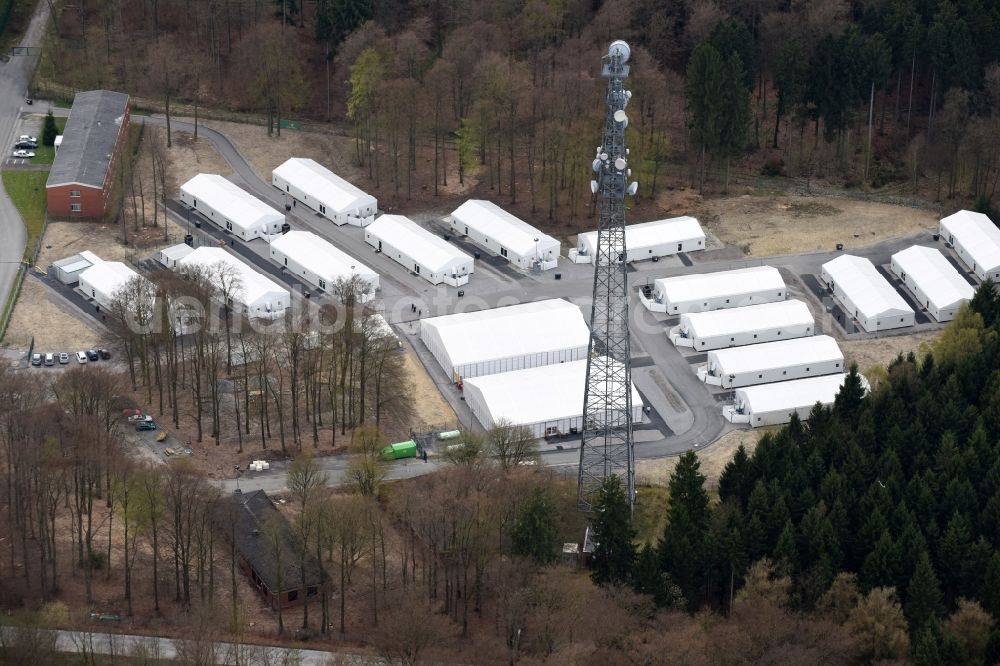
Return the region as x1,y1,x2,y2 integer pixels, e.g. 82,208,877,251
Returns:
421,299,588,368
160,244,195,261
822,254,913,321
79,260,141,297
181,174,284,233
655,265,784,303
464,358,640,426
179,247,288,308
367,215,472,273
682,300,813,338
940,209,1000,273
579,215,704,251
451,200,559,256
736,373,863,415
709,335,842,375
270,231,378,286
272,158,376,213
892,245,974,312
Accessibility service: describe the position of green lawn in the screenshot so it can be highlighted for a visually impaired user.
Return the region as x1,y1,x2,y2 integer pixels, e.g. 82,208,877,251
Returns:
1,170,48,261
31,116,66,165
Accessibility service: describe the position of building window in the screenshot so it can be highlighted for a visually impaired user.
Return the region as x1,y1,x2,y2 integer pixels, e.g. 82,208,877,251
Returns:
320,204,326,214
226,221,233,231
500,247,508,258
307,586,318,597
70,204,81,212
319,279,326,289
288,590,298,602
70,190,81,197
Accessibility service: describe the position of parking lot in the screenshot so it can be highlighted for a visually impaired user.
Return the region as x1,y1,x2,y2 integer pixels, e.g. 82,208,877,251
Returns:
2,111,45,168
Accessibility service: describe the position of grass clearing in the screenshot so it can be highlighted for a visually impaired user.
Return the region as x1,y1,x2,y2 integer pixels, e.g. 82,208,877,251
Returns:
633,485,670,546
1,170,48,261
31,116,66,165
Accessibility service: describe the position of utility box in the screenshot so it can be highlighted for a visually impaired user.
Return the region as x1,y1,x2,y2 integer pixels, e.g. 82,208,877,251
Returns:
380,440,417,460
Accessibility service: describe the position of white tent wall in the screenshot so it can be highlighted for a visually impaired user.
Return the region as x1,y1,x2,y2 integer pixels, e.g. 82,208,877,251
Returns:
79,261,143,311
575,216,705,263
365,215,473,287
177,247,290,320
820,256,914,332
889,246,973,322
179,174,285,241
269,231,379,303
727,373,867,427
939,210,1000,282
652,266,785,314
673,301,814,350
271,158,377,227
702,336,844,388
450,200,561,271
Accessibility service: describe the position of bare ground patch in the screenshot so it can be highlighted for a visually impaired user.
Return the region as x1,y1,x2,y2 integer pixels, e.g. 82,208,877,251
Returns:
401,343,457,431
697,193,938,257
635,429,765,490
840,330,939,372
3,276,103,350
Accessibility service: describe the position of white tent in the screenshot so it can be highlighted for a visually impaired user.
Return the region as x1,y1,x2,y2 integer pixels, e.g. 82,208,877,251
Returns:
365,215,474,287
890,245,974,322
649,265,785,314
575,216,704,264
700,335,844,388
269,231,379,302
450,200,560,270
420,299,589,381
180,174,285,241
79,260,144,310
463,358,643,438
724,373,867,427
671,300,814,350
939,209,1000,282
272,158,377,227
820,254,914,332
178,246,289,319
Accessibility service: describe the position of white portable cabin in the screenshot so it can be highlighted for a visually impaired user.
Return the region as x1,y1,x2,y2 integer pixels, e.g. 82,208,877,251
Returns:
890,245,974,322
157,243,194,269
463,358,643,439
365,215,474,287
649,265,785,314
820,254,914,332
52,249,102,285
724,373,867,427
271,158,377,227
700,335,844,388
575,216,705,264
450,200,560,270
179,174,285,241
671,299,814,350
269,230,379,303
419,299,589,381
938,209,1000,282
177,247,289,320
79,260,144,310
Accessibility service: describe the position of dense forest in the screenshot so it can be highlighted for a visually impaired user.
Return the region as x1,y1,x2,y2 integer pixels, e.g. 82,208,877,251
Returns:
33,0,1000,220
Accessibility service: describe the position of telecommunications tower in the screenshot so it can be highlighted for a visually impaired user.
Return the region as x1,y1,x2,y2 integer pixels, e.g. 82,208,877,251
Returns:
578,40,640,511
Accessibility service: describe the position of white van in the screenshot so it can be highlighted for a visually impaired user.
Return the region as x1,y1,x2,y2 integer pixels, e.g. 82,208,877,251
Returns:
76,351,88,364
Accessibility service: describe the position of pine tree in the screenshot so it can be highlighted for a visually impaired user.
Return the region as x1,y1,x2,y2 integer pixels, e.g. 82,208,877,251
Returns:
42,110,58,147
658,452,711,608
906,550,944,631
913,620,945,666
861,530,900,591
773,520,798,576
511,487,559,565
590,476,636,586
718,444,753,509
983,552,1000,616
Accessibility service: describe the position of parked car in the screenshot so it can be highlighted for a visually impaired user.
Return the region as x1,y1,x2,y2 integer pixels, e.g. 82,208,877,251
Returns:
135,421,157,431
31,353,42,367
86,349,99,361
58,352,69,364
127,414,152,423
14,141,37,150
44,353,54,366
76,351,88,364
98,348,111,360
17,135,37,144
12,149,35,158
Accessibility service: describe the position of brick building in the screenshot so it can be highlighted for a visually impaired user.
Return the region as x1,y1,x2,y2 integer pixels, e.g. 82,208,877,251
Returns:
46,90,131,218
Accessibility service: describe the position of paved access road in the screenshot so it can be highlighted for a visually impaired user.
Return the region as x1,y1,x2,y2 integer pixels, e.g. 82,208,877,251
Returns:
0,1,50,316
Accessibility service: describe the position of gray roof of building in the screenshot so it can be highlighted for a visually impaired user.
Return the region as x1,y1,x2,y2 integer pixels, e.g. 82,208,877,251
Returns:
47,90,129,188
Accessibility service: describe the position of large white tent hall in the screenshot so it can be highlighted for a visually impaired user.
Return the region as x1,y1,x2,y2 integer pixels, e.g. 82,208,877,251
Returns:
574,216,705,264
180,174,285,241
698,335,844,388
646,265,785,314
670,299,814,350
939,209,1000,282
820,254,914,333
365,215,474,287
269,231,379,303
78,259,144,310
272,158,378,227
890,245,974,322
724,373,867,427
450,200,560,270
420,299,589,382
176,246,289,320
463,358,643,439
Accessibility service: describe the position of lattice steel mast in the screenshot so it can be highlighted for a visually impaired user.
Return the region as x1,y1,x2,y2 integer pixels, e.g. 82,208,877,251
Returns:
578,40,639,511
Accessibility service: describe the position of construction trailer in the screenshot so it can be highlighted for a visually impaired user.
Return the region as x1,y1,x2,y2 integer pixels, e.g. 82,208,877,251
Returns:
419,299,589,381
463,358,644,439
79,260,144,310
820,254,914,332
179,174,285,242
670,299,814,350
723,373,868,427
157,243,194,269
938,209,1000,282
269,230,379,302
574,216,705,264
647,265,785,314
52,250,102,285
450,199,560,270
176,246,289,320
698,335,844,388
365,214,474,287
890,245,974,322
271,157,377,227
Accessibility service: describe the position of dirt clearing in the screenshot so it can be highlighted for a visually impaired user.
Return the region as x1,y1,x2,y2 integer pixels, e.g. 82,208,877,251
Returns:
840,330,939,372
3,276,103,350
698,193,938,257
402,343,457,431
165,128,233,185
635,429,765,489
